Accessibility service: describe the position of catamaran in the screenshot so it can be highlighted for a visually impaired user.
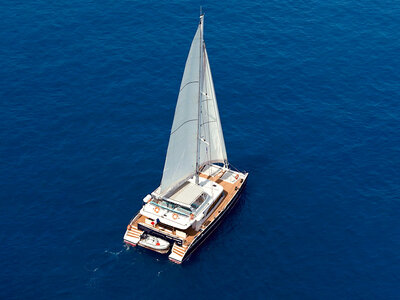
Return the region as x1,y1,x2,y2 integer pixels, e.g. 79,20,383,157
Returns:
124,14,248,264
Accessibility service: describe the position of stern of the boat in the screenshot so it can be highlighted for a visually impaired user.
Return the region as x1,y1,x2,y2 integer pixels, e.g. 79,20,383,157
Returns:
168,243,189,264
124,224,144,247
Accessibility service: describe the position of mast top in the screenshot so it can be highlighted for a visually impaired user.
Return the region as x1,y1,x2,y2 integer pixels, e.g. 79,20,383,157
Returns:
199,7,204,22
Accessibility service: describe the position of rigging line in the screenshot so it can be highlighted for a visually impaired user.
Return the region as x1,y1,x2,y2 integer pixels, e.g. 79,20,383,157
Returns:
179,80,199,93
195,16,204,182
200,120,217,126
229,162,246,173
204,46,212,168
170,119,197,135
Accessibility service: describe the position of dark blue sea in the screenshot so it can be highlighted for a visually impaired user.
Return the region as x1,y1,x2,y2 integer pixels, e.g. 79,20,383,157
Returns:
1,0,399,298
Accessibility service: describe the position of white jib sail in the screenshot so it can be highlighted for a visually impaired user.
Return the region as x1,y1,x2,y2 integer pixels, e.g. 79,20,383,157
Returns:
198,47,227,167
160,22,202,195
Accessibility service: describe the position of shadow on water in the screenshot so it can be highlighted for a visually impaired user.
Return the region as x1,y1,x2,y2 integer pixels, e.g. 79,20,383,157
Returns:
185,185,250,264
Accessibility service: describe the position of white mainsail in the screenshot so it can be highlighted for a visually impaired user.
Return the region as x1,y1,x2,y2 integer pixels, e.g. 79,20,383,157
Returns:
159,15,227,197
159,20,202,195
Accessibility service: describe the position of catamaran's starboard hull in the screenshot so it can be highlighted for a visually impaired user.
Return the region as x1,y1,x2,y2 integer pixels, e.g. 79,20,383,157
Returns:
169,174,248,264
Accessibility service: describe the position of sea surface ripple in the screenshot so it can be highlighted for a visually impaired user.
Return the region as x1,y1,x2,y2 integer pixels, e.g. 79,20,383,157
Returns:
0,0,399,299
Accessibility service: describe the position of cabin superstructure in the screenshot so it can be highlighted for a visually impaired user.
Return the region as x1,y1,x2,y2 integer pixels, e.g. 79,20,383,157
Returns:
124,14,248,264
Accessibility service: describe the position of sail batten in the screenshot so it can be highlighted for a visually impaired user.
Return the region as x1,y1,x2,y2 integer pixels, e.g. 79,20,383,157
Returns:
179,80,199,93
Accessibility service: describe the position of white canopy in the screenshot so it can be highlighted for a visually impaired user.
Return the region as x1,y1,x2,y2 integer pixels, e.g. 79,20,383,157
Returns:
168,182,204,208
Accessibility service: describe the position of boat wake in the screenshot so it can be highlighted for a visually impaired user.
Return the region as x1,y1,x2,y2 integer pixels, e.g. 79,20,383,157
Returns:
85,246,130,289
104,247,126,258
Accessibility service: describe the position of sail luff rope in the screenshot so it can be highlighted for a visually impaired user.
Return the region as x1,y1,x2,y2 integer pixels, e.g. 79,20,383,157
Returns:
195,14,204,184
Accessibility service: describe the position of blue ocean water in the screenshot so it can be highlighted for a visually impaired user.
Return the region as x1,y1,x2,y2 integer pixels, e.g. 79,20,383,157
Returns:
1,0,400,298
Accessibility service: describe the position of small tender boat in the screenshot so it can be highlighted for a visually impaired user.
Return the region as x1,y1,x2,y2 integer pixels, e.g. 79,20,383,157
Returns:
124,13,248,264
139,234,170,251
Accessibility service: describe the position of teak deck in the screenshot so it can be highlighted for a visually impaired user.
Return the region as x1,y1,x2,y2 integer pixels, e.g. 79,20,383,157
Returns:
128,169,245,249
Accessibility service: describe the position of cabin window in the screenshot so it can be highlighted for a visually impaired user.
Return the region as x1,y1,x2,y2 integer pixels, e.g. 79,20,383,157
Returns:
191,195,205,210
151,199,191,216
153,199,176,210
175,206,191,216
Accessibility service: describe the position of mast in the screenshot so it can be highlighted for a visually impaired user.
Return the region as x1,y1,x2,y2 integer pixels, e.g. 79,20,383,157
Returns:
195,13,204,184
